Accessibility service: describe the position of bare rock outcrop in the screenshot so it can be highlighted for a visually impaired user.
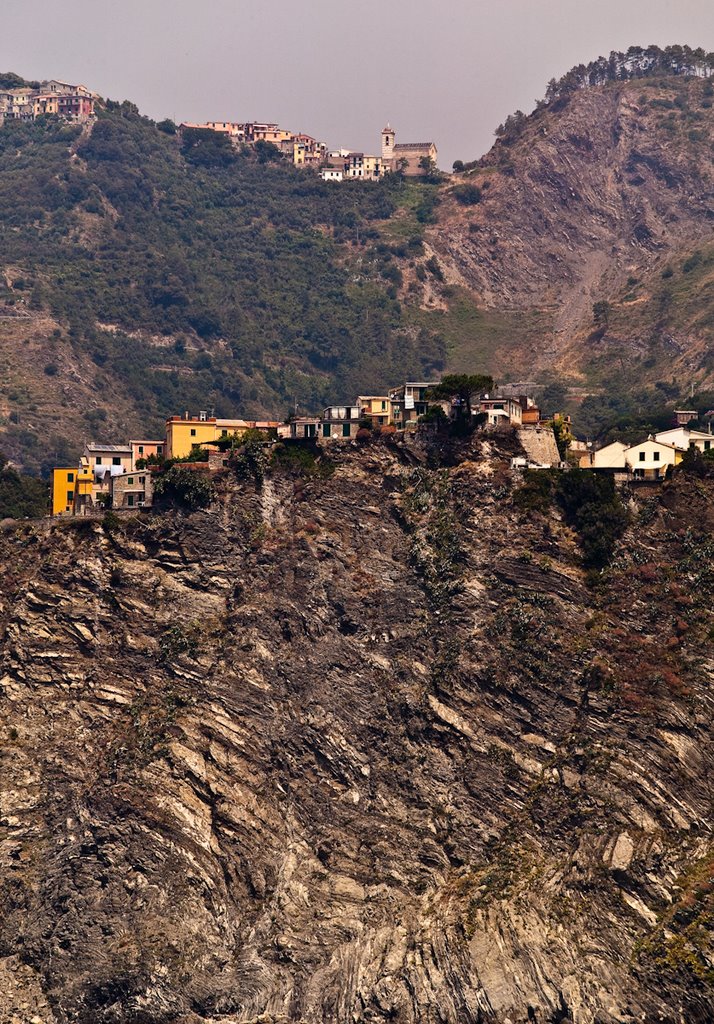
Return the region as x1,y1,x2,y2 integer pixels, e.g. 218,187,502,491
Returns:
1,437,713,1022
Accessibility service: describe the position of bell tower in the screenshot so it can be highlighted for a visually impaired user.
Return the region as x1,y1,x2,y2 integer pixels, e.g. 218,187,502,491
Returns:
381,123,395,162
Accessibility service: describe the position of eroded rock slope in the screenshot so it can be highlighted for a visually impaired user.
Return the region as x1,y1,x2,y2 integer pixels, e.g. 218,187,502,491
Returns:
1,436,713,1023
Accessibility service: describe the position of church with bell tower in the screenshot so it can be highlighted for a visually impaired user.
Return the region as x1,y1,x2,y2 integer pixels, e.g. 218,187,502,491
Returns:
380,123,437,177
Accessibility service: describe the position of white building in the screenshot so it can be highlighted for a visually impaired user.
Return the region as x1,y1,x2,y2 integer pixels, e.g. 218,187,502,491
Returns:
624,438,682,480
654,427,713,454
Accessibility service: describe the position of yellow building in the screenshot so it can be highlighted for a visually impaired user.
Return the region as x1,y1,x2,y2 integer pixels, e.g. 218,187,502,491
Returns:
33,94,59,118
357,396,392,428
52,468,77,516
165,415,283,459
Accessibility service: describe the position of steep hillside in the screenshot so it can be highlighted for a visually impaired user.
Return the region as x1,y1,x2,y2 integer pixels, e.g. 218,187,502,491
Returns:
1,437,713,1022
424,72,714,398
4,55,714,473
0,109,443,472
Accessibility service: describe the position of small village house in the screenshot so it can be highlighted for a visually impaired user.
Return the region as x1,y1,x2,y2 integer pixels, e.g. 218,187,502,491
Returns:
130,440,165,465
85,442,134,475
624,437,682,480
165,414,282,459
519,397,541,426
112,470,153,509
579,440,628,471
288,417,320,439
357,395,392,428
388,381,441,428
673,409,698,426
479,396,523,427
321,405,361,440
51,468,78,516
320,167,344,182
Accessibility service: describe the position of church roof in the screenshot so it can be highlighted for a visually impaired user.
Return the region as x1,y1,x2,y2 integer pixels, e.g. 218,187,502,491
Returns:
393,142,435,151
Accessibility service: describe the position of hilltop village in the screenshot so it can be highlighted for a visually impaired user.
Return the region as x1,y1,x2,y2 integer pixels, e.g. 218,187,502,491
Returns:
49,380,714,516
0,73,438,179
179,120,437,179
0,78,96,124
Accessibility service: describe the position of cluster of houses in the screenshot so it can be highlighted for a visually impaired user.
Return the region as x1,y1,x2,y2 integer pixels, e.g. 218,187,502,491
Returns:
579,412,713,481
50,382,546,515
0,79,96,126
0,75,437,179
179,120,438,179
179,120,327,168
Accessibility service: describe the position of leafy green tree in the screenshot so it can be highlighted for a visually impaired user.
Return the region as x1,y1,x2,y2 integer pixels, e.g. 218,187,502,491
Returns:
555,471,629,570
153,466,213,509
428,373,494,419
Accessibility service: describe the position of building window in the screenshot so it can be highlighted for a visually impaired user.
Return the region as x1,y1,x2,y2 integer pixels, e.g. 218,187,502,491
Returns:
639,452,645,461
139,476,145,483
127,477,134,485
381,401,386,410
342,423,351,437
138,446,144,454
190,428,196,436
653,452,659,462
95,456,102,465
112,457,121,466
221,430,228,437
67,490,74,503
67,473,74,482
322,423,330,437
706,441,711,451
127,494,134,507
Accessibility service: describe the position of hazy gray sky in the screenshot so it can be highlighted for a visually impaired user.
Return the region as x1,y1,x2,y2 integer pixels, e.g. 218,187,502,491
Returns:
3,0,714,167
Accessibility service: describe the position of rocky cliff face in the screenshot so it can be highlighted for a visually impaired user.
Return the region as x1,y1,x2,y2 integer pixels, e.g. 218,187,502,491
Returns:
427,75,714,382
1,436,713,1023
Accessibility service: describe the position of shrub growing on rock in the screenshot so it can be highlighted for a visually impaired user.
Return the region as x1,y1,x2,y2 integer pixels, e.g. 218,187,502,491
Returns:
153,466,213,509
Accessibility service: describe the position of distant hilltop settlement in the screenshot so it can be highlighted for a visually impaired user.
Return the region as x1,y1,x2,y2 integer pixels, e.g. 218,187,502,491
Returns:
0,74,437,178
179,121,437,179
49,381,713,517
0,79,96,124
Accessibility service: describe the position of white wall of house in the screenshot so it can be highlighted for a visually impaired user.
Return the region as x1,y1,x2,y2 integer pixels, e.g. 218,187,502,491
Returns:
655,427,713,452
624,439,679,477
590,441,628,469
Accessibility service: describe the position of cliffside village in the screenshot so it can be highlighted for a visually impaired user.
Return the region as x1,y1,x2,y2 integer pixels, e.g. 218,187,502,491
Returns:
50,381,712,517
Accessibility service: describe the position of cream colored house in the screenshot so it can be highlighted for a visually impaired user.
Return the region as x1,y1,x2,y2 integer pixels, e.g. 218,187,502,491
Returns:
579,440,628,470
624,438,682,480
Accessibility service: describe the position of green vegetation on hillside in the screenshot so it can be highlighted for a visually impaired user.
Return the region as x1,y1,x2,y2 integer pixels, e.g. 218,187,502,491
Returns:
0,107,445,435
0,452,48,518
